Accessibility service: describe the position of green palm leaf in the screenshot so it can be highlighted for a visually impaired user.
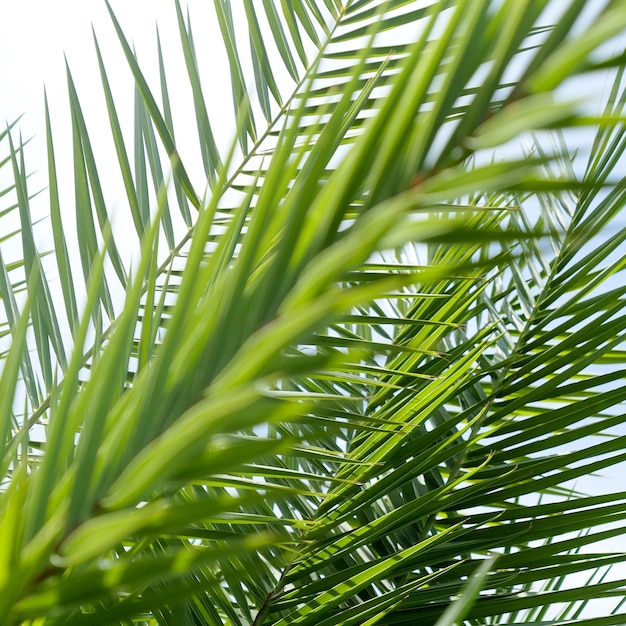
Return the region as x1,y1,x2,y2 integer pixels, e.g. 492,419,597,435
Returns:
1,1,626,624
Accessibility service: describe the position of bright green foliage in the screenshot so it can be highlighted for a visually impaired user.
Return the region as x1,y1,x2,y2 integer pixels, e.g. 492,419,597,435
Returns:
1,1,626,624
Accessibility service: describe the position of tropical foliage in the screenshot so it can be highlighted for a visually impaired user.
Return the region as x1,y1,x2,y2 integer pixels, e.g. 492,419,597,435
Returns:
1,0,626,624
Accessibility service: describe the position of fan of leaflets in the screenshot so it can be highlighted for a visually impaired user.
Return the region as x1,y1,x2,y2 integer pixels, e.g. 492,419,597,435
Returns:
1,0,626,624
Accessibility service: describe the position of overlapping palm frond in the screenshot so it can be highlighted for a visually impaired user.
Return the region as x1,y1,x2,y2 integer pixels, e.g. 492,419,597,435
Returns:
1,0,626,624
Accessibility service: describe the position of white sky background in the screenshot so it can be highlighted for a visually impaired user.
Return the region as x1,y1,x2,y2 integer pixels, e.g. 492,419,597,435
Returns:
0,0,245,244
1,1,626,613
0,1,184,173
0,0,221,149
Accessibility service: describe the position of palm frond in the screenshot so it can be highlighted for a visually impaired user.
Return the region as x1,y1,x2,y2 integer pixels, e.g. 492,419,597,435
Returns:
1,1,626,624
